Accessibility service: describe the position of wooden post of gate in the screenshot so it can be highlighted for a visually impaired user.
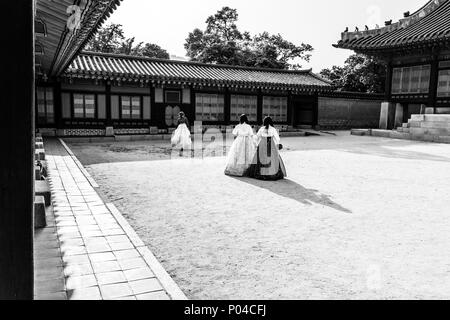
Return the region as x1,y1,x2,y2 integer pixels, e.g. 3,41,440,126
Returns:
0,0,35,300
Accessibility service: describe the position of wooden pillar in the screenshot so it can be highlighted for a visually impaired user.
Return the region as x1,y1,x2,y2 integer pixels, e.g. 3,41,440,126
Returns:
0,0,35,300
287,91,294,127
385,61,393,101
54,81,63,129
257,89,263,125
428,53,440,114
105,81,112,126
394,103,404,128
313,93,319,128
224,87,231,125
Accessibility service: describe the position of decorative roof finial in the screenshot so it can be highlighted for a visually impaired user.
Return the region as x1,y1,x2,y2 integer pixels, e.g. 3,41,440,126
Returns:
355,26,359,32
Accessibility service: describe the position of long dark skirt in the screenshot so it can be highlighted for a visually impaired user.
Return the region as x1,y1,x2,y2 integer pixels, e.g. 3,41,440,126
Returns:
248,137,287,181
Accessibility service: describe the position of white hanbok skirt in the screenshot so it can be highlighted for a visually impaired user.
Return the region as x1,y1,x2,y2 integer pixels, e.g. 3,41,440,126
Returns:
224,135,256,177
171,124,192,150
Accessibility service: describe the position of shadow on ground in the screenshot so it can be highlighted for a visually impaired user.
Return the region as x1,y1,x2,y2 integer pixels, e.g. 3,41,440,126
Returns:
233,177,352,214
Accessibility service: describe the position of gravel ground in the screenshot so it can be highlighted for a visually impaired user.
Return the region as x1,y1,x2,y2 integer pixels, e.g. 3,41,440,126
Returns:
68,132,450,300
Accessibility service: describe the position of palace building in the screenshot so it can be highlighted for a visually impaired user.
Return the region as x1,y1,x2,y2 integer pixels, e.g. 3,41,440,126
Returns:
335,0,450,129
36,51,336,136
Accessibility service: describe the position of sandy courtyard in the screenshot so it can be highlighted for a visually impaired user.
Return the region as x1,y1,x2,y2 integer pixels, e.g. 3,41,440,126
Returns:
68,132,450,300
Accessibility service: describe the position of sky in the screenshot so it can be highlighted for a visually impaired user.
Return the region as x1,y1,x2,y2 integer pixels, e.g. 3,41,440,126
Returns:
106,0,426,72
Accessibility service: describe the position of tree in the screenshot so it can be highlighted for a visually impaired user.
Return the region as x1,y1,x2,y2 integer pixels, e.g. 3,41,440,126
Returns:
85,23,125,53
184,7,313,69
320,54,386,93
140,43,170,60
85,23,170,59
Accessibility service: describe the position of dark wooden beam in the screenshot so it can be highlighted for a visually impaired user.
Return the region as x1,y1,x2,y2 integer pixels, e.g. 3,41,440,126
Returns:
428,52,440,113
0,0,35,300
385,60,393,101
224,87,231,125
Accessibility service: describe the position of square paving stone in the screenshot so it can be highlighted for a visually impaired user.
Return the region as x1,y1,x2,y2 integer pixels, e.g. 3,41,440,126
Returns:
102,229,126,236
80,230,104,238
129,278,163,295
64,263,94,277
86,243,111,254
114,249,140,260
59,238,85,248
124,268,155,282
89,252,116,263
100,283,133,300
106,235,129,244
118,257,148,271
96,271,127,286
109,241,134,251
63,254,91,266
66,274,98,291
92,260,121,274
61,246,87,257
68,286,102,300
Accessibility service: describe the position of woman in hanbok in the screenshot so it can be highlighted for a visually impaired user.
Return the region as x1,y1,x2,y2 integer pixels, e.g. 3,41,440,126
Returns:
171,112,192,156
224,114,256,177
248,116,287,180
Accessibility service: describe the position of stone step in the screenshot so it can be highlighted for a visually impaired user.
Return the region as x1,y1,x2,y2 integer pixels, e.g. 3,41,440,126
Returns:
35,149,45,161
407,121,422,128
408,133,438,142
423,115,450,122
36,160,47,178
409,127,450,136
420,121,450,129
34,196,47,229
371,129,392,138
436,136,450,144
410,115,425,122
390,132,411,140
351,129,371,136
35,165,42,180
35,180,51,206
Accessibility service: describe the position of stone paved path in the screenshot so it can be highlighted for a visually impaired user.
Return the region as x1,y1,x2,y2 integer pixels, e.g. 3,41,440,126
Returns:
34,139,186,300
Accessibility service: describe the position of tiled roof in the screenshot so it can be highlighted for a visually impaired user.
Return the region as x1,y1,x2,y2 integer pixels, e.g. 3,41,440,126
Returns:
64,52,332,91
36,0,123,77
335,0,450,52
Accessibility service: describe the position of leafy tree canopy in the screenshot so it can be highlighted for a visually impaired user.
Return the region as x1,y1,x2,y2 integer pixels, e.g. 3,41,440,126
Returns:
320,54,386,93
184,7,313,69
85,23,170,59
